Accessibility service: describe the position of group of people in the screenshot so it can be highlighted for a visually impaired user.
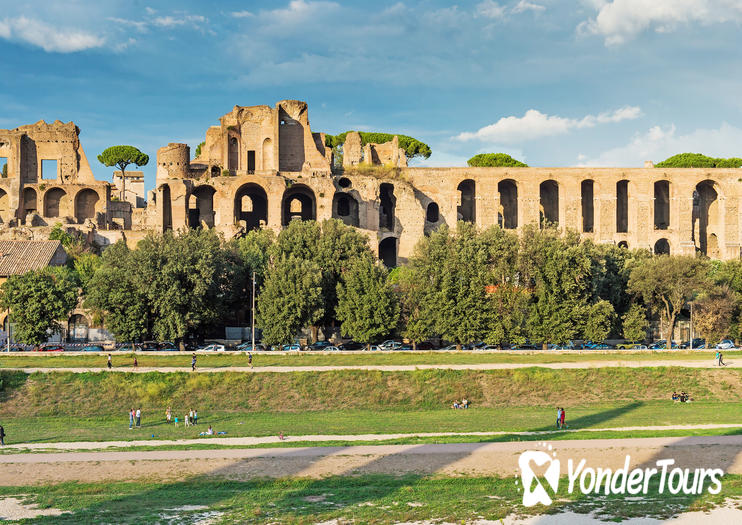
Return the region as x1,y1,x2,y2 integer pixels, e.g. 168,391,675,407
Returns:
166,407,199,427
672,391,694,403
451,398,469,409
714,352,727,366
128,408,142,429
556,407,568,429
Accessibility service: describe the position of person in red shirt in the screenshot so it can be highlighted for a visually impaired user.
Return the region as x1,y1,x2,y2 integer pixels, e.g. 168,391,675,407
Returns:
560,407,566,428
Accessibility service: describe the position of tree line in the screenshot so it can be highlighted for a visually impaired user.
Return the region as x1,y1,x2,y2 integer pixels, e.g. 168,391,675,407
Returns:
1,220,740,348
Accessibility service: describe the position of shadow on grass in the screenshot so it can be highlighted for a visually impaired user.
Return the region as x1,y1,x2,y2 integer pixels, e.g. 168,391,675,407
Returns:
531,401,644,432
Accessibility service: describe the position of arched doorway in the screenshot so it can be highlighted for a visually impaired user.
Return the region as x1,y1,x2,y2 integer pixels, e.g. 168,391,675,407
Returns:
228,136,239,171
379,237,397,268
262,138,274,170
654,238,670,255
654,180,670,230
539,180,559,226
74,189,99,223
234,183,268,230
188,185,216,228
379,183,396,230
44,188,66,218
581,180,594,233
23,187,37,215
426,202,439,223
618,241,628,249
281,185,316,225
332,193,359,227
68,314,89,342
457,179,475,223
161,184,172,231
498,179,518,229
693,180,721,257
616,180,629,233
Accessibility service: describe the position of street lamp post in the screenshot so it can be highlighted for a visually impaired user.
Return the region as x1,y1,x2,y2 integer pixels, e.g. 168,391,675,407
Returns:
689,302,694,350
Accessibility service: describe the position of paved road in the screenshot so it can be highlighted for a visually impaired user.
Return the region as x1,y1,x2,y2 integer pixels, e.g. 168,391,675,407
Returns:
2,360,736,373
3,423,742,451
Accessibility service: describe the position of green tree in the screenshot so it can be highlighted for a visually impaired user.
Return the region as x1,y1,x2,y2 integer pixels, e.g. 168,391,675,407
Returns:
655,153,742,168
86,241,151,342
467,153,528,167
72,253,101,294
583,300,615,343
622,304,649,343
97,145,149,201
336,256,399,347
195,141,205,158
0,267,78,344
257,255,324,346
694,288,737,347
392,265,433,349
712,260,742,341
628,255,710,349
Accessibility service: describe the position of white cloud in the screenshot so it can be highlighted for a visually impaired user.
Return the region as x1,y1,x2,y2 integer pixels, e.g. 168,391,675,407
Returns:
0,16,104,52
152,15,206,28
108,17,149,32
456,106,642,143
232,10,254,18
579,122,742,166
145,7,157,15
477,0,507,19
512,1,546,13
580,0,742,45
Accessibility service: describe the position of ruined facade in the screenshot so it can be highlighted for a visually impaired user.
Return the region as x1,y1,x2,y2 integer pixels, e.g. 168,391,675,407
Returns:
0,101,740,265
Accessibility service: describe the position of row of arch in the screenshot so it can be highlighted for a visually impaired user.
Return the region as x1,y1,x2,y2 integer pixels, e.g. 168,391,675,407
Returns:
0,187,100,223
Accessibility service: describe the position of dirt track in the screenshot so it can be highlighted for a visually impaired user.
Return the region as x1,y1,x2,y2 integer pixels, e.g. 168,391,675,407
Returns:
1,435,741,485
4,360,738,374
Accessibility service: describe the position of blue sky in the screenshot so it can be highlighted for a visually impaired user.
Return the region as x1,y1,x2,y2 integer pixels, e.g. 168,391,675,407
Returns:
1,0,741,191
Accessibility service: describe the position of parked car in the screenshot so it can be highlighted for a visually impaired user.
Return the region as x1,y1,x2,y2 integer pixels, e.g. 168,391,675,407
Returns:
140,341,161,352
36,344,65,352
338,341,364,351
158,341,178,351
716,339,736,350
325,345,341,351
368,345,382,351
648,340,679,349
236,342,267,352
379,340,402,350
511,343,539,350
415,341,437,350
281,343,301,351
306,341,333,351
117,343,142,352
82,344,105,352
199,343,226,352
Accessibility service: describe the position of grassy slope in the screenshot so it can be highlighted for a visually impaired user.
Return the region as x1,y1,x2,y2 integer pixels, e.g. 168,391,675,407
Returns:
4,475,742,524
0,349,738,368
0,368,740,444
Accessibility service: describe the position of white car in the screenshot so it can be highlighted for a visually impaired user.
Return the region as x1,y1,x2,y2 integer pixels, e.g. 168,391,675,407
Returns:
200,344,226,352
716,340,736,350
324,346,341,351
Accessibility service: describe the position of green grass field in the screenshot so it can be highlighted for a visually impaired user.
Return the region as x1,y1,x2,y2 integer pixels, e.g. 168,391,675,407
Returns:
3,475,741,524
0,349,738,368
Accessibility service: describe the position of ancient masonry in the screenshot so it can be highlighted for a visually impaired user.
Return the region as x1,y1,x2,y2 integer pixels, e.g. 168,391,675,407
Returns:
0,100,740,267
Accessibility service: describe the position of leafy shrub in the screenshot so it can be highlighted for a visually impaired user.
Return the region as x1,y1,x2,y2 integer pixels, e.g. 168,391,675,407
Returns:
655,153,742,168
467,153,528,167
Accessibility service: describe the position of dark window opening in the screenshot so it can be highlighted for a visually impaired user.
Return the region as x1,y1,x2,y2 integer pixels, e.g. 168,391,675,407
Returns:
379,237,397,268
581,180,594,233
379,183,396,230
616,180,629,233
338,177,351,189
654,238,670,255
189,186,216,229
539,180,559,227
426,202,439,223
654,180,670,230
457,179,475,223
333,193,359,227
162,185,172,231
247,150,256,173
498,179,518,229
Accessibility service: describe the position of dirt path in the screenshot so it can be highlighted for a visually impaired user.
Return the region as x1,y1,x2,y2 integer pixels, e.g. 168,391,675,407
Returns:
1,435,741,484
3,360,737,373
3,423,742,451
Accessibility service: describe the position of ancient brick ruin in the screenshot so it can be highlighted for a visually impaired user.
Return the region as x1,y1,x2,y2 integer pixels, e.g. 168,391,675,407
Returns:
0,100,740,264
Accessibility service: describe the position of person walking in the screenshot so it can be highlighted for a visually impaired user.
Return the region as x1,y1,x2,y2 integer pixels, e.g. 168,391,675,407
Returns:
136,408,141,428
133,355,138,368
715,351,721,366
556,407,562,429
0,425,5,446
189,409,194,425
191,353,197,371
107,354,112,369
193,409,198,425
248,351,253,369
719,352,727,366
166,406,171,424
129,408,134,429
560,407,567,429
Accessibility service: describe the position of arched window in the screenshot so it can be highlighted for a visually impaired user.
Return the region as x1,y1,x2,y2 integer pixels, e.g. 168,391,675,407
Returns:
457,180,475,223
282,185,316,225
235,183,268,230
539,180,559,226
426,202,439,223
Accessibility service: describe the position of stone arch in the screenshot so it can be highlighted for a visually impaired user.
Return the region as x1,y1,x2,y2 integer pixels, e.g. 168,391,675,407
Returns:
43,187,66,218
74,188,98,223
654,180,670,230
228,136,239,171
379,237,397,268
188,185,216,228
160,184,172,231
211,166,220,178
616,180,629,233
379,183,396,230
457,179,476,223
618,241,628,249
539,180,559,227
23,187,37,215
581,179,594,233
68,313,89,342
282,184,316,225
426,202,440,223
654,238,670,255
332,192,359,227
693,179,722,257
235,183,268,230
0,188,8,223
498,179,518,229
262,138,274,170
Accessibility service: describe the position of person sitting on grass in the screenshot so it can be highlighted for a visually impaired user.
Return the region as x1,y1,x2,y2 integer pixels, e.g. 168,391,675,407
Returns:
207,425,214,435
451,400,460,409
461,398,469,409
672,392,679,401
